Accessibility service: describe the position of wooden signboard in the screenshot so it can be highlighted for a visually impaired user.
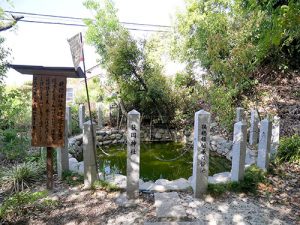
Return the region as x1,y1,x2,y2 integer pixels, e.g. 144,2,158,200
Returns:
32,75,67,147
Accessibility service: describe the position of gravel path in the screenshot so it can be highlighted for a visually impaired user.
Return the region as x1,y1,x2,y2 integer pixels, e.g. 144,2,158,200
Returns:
2,163,298,225
22,187,296,225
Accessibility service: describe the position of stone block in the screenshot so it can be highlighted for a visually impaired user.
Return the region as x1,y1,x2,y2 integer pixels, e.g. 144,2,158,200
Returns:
257,119,272,170
192,110,211,198
127,110,140,199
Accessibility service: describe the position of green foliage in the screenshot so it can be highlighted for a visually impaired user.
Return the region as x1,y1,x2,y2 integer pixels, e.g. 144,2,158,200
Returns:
0,191,47,221
0,161,45,192
62,170,84,186
0,87,32,160
276,135,300,164
74,77,104,104
208,165,267,196
84,0,177,125
172,0,300,93
0,36,9,86
70,104,81,135
170,70,200,128
0,86,31,130
0,128,31,160
92,180,120,192
206,85,236,132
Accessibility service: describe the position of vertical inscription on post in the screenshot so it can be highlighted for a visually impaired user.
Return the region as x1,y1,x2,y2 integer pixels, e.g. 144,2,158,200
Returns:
32,75,66,147
127,110,140,200
192,110,211,198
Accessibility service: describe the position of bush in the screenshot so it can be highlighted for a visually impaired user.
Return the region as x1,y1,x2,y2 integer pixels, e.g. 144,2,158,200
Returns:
0,129,30,160
208,165,267,196
276,135,300,164
0,161,44,192
70,104,81,135
0,191,47,222
62,170,84,186
206,85,236,132
0,87,31,130
92,180,120,192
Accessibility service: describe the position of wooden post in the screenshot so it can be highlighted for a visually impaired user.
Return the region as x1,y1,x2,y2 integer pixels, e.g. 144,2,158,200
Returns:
47,147,54,190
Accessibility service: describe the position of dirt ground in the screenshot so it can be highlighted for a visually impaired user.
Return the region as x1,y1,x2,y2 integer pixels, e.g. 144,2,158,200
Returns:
1,163,299,225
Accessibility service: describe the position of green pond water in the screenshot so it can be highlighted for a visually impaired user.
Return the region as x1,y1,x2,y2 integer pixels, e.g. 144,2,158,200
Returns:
97,142,231,182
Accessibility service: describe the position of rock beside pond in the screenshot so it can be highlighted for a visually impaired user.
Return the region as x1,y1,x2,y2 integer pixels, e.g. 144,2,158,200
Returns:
69,158,84,175
104,174,127,189
154,178,191,191
188,171,231,187
69,130,126,161
210,172,231,184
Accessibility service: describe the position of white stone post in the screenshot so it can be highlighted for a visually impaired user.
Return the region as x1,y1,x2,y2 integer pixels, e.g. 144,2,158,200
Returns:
236,107,245,122
79,104,85,129
57,118,70,179
127,110,140,199
83,120,98,188
231,121,247,181
192,110,211,198
66,106,72,135
97,102,103,129
249,109,259,145
271,116,280,157
257,119,272,170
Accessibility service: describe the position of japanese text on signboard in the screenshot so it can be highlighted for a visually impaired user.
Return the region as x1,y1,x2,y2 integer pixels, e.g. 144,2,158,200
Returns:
32,75,66,147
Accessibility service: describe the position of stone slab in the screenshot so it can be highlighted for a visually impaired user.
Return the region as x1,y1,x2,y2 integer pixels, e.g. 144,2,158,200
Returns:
144,222,202,225
154,192,186,218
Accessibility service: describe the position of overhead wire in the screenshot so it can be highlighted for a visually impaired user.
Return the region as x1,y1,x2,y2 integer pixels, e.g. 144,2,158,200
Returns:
4,10,172,29
1,18,170,32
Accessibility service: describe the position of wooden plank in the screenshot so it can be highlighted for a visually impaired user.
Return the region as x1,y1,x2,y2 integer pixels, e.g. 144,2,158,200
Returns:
32,75,67,147
9,64,85,78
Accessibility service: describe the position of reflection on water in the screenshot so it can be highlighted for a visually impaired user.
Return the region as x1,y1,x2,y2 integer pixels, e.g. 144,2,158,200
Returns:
97,142,231,182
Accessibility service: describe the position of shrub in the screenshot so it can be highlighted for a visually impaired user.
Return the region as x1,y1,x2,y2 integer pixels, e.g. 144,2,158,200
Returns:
206,85,236,132
92,180,120,192
62,170,84,186
70,104,81,135
0,191,47,221
208,165,267,196
0,129,30,160
276,135,300,164
0,161,44,192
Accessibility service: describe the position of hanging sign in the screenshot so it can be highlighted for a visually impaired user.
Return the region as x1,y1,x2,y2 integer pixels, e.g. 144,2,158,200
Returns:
68,33,83,70
31,75,67,147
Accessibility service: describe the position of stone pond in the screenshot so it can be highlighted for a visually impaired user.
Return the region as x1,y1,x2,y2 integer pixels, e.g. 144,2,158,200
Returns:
98,142,231,181
67,126,257,191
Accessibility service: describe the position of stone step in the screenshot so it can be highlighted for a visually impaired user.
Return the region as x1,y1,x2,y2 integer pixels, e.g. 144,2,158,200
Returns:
154,192,186,218
144,222,202,225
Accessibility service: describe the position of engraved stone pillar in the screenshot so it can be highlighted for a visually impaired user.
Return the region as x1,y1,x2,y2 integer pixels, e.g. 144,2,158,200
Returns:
97,102,103,129
249,109,259,145
231,121,247,181
66,106,72,135
83,120,97,188
257,119,272,170
57,118,69,179
79,104,85,129
236,107,245,122
192,110,211,198
126,110,140,199
271,116,280,157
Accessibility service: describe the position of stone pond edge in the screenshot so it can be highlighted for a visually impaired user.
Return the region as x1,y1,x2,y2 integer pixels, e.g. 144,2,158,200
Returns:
68,146,256,192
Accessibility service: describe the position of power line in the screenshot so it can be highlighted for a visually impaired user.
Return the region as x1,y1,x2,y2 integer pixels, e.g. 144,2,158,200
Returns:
4,10,172,28
1,18,170,32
